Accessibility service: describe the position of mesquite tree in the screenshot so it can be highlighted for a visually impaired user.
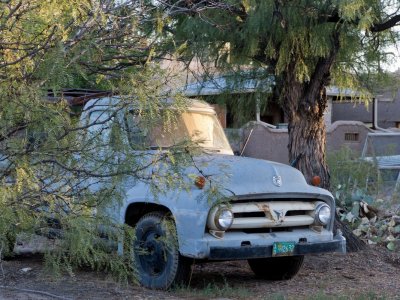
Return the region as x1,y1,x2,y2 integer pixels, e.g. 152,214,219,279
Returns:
0,0,191,276
158,0,400,189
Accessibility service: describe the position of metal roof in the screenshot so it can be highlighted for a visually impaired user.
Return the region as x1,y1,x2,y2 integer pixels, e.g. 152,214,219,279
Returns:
181,74,274,96
181,74,361,98
47,89,113,106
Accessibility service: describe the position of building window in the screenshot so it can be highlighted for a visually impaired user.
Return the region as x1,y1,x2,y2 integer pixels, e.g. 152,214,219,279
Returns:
344,133,359,142
396,122,400,129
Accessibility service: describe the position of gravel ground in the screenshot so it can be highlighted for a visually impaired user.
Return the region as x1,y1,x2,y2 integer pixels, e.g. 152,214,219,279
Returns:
1,247,399,300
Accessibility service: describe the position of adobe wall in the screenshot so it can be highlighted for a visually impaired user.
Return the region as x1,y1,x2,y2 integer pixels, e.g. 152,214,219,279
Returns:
240,122,290,164
236,121,372,164
326,121,372,153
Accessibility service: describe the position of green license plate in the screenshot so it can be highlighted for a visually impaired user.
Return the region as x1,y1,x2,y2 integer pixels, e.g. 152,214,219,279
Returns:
272,241,296,257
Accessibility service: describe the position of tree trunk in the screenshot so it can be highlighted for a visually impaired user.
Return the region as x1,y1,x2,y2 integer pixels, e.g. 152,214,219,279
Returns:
280,60,330,187
335,214,367,252
280,34,366,251
285,87,330,188
282,80,366,252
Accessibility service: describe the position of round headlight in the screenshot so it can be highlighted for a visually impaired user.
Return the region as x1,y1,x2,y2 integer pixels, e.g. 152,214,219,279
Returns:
315,203,331,225
214,208,234,230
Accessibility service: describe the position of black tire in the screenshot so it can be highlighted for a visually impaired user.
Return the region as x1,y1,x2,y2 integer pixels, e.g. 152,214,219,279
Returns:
248,255,304,280
133,211,192,289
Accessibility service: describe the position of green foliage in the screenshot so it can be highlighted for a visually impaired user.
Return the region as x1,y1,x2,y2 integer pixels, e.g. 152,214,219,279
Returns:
44,218,137,283
206,91,269,128
168,0,400,119
0,85,202,278
329,149,400,249
327,147,380,212
0,0,200,282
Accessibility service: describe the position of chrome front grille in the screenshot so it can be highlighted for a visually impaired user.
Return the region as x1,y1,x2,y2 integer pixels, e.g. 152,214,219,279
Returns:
230,201,316,229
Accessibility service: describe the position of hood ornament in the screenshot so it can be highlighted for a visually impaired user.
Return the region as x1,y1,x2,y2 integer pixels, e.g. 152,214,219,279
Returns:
272,175,282,187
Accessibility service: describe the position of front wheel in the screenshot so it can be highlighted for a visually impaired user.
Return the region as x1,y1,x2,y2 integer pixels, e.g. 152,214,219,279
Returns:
133,211,192,289
248,255,304,280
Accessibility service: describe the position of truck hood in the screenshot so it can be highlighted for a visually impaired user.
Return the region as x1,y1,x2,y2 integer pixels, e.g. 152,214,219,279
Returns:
193,154,332,199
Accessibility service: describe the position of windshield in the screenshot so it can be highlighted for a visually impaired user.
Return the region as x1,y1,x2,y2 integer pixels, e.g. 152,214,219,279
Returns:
126,111,233,154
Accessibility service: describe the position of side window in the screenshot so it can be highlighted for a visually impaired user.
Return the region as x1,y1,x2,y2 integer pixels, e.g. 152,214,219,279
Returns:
123,110,148,146
84,109,127,152
88,110,110,129
86,110,113,143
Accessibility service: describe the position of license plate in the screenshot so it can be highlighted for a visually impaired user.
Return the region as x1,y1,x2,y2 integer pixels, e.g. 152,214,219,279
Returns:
272,241,295,257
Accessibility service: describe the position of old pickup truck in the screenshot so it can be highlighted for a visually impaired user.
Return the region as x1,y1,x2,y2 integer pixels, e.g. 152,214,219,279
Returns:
80,96,345,289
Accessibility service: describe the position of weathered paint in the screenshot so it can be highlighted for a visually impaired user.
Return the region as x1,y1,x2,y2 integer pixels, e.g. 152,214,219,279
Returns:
81,97,345,260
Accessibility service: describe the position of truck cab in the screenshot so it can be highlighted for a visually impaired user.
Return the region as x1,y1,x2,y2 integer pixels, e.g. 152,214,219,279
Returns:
81,96,346,289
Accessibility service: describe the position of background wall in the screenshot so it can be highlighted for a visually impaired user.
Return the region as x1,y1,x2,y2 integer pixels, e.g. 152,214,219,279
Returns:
231,121,373,164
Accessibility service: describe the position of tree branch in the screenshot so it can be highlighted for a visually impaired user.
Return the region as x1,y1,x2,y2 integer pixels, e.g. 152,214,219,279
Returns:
323,9,400,33
371,14,400,32
305,30,340,108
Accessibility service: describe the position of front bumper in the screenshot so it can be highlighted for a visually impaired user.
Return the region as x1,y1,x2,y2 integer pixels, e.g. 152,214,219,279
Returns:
208,232,346,260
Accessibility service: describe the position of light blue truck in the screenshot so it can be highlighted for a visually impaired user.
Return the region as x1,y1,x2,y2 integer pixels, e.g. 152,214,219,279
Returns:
81,96,346,289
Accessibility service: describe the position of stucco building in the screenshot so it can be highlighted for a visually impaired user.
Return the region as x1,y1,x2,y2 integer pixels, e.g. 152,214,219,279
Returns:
181,75,400,164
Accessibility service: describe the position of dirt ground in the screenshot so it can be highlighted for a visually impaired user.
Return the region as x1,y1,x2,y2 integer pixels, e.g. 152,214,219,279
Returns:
1,247,400,300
